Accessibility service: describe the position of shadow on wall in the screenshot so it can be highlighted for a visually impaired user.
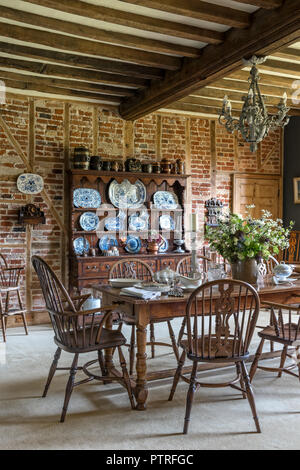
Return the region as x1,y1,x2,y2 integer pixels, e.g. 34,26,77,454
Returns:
284,116,300,230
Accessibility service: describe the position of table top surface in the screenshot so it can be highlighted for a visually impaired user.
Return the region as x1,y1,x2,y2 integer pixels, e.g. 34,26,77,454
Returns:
91,275,300,305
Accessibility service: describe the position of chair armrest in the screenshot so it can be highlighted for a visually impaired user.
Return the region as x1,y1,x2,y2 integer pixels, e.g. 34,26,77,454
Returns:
71,293,91,309
262,301,300,313
3,266,24,272
63,304,121,316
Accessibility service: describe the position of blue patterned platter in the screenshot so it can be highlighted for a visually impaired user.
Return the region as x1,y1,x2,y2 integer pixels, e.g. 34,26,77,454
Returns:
159,214,175,231
158,236,169,253
99,235,118,252
73,237,89,255
73,188,101,208
108,179,146,209
128,212,149,232
125,235,141,254
104,212,126,231
79,212,99,231
153,191,178,210
17,173,44,195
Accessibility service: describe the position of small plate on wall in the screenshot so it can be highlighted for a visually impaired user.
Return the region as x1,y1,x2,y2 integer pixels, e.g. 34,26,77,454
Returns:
17,173,44,195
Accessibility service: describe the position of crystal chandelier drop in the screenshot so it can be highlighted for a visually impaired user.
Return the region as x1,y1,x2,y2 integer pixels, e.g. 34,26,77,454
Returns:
218,56,290,152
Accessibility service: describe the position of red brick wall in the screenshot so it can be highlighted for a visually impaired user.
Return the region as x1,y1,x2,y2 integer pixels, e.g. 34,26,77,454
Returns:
0,95,282,325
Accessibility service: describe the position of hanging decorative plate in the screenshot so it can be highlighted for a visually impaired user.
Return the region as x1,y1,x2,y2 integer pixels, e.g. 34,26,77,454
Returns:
17,173,44,195
128,211,149,232
153,191,178,210
73,188,101,208
125,235,141,254
104,211,126,231
99,235,118,252
158,236,169,253
108,179,146,209
79,212,99,231
159,214,175,231
73,237,89,255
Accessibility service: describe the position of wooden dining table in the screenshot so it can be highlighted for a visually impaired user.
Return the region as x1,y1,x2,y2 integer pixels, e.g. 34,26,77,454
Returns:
91,276,300,411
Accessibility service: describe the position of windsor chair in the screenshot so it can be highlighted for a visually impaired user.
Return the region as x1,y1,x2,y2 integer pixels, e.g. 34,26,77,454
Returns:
109,258,179,375
32,256,134,422
0,253,27,342
250,301,300,383
168,279,261,434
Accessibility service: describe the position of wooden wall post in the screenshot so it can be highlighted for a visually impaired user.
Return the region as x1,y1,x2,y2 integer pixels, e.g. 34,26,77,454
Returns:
210,120,217,198
123,120,134,160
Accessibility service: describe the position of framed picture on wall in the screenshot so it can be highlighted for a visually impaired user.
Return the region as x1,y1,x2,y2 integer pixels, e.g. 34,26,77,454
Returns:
293,177,300,204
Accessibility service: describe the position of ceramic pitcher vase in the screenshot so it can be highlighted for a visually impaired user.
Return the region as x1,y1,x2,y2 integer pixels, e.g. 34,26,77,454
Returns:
230,259,258,284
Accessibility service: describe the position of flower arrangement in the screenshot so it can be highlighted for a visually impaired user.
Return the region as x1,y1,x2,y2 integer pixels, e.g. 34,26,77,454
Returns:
205,206,293,263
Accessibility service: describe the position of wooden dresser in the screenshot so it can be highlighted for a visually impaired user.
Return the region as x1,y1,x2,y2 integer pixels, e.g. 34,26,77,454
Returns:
68,169,190,291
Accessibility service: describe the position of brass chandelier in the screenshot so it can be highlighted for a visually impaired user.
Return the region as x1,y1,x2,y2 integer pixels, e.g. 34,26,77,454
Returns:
219,56,290,152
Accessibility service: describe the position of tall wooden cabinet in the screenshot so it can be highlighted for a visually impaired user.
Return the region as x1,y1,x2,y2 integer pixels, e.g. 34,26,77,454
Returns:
68,169,190,291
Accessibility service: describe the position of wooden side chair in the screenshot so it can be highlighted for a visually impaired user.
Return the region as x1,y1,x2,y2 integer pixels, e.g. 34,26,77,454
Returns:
168,279,261,434
250,301,300,383
32,255,135,422
109,258,179,375
176,254,210,346
0,253,27,342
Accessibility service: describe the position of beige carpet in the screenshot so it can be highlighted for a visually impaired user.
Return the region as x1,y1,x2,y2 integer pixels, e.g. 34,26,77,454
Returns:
1,315,300,450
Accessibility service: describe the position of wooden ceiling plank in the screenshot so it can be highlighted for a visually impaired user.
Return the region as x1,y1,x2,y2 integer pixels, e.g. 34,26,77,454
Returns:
119,0,300,120
229,70,298,87
181,93,298,109
203,79,293,98
273,46,300,61
166,101,300,116
24,0,224,44
190,87,296,105
0,69,135,96
0,56,149,88
0,22,180,70
0,42,163,80
0,5,200,58
233,0,282,8
2,77,121,103
119,0,250,28
261,58,300,76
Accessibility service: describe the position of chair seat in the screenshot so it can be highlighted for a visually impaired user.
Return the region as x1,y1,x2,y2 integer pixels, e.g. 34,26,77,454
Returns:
180,335,248,362
54,326,126,353
258,323,300,344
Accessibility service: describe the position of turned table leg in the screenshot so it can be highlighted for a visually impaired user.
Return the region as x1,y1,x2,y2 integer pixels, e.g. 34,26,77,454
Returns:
103,293,114,382
135,305,149,411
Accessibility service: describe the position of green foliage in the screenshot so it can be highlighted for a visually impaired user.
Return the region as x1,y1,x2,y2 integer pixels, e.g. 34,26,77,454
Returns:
205,207,294,263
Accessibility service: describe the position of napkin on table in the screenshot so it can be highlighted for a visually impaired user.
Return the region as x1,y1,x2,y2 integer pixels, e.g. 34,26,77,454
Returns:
120,287,161,300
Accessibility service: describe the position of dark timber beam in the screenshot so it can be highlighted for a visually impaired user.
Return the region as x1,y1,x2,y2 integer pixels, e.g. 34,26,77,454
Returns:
119,0,300,120
233,0,282,8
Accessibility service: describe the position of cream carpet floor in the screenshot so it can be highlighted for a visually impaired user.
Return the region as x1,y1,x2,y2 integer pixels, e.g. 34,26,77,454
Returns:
1,315,300,450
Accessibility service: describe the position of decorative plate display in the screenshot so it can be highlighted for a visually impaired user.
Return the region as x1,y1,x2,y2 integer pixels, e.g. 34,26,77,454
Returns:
17,173,44,195
104,212,126,231
108,179,146,209
158,236,169,253
79,212,99,231
73,237,89,255
135,282,170,293
99,235,118,252
125,235,141,254
73,188,101,208
128,211,149,231
153,191,178,210
159,214,175,231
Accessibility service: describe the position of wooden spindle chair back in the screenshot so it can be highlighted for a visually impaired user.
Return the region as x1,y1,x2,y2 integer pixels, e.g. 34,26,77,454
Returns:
0,253,21,288
109,258,154,282
176,255,211,277
185,279,260,361
264,302,300,343
281,230,300,263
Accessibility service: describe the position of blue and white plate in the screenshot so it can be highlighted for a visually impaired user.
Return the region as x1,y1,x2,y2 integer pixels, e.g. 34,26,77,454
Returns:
158,236,169,253
73,188,101,208
104,212,126,231
159,214,175,231
125,235,141,254
153,191,178,210
128,212,149,232
79,212,99,231
108,179,146,209
73,237,90,255
99,235,118,252
17,173,44,195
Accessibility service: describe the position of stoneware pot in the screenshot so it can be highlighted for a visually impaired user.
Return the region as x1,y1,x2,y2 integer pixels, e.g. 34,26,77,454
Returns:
230,259,258,284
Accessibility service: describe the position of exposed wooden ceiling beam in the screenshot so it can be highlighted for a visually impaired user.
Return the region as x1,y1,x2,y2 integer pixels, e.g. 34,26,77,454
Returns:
0,42,163,80
181,93,298,109
0,69,135,96
119,0,250,28
24,0,223,44
0,6,200,58
273,47,300,61
229,70,298,87
166,101,300,116
260,58,300,76
1,78,121,103
233,0,282,8
119,0,300,120
0,22,180,70
190,87,296,106
203,78,292,97
0,56,148,89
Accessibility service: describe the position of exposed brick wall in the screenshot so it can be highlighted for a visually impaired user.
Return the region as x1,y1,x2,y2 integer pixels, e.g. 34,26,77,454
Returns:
0,95,282,326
